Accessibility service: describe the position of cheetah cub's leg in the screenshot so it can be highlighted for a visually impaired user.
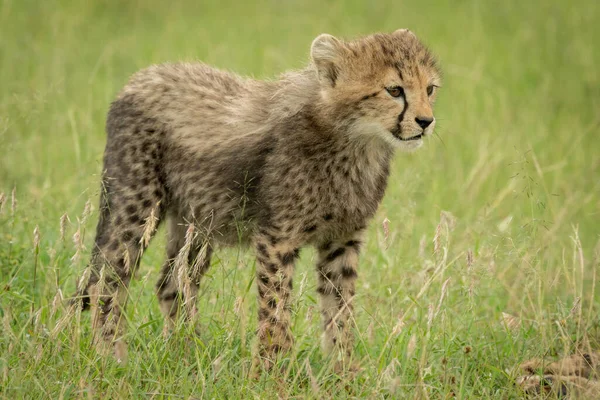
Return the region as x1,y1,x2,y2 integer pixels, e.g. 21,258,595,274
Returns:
316,231,363,373
156,216,212,330
85,185,164,363
251,234,300,376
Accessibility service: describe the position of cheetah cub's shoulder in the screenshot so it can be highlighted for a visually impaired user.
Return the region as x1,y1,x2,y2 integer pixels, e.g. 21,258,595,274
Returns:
77,29,441,374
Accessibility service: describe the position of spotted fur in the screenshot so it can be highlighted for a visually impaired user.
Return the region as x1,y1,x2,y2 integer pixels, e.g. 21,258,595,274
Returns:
75,29,441,372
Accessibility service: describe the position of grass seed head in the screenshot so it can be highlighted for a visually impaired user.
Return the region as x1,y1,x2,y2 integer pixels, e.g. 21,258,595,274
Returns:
59,213,69,242
80,200,92,225
11,187,17,216
33,225,40,250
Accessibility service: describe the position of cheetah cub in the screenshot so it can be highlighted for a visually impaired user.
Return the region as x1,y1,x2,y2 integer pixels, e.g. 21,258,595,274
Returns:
76,29,441,374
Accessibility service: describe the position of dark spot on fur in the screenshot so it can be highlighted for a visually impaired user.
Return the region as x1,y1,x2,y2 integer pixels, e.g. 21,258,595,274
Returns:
280,249,299,265
324,213,333,221
96,234,109,247
160,291,178,302
267,298,277,308
256,243,268,258
341,265,357,279
258,273,269,285
271,344,282,353
345,240,361,250
125,204,137,214
109,240,119,251
259,308,269,320
319,241,332,252
122,230,134,242
303,224,317,233
326,247,345,262
142,199,152,208
128,214,140,224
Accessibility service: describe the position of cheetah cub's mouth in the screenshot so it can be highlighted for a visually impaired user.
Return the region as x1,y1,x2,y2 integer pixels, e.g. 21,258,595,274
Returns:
396,133,423,141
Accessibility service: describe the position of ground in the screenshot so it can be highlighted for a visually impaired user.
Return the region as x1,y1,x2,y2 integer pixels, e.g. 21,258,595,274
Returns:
1,0,599,398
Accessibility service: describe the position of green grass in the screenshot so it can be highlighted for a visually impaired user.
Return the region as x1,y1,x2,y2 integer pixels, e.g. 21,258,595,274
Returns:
1,0,599,398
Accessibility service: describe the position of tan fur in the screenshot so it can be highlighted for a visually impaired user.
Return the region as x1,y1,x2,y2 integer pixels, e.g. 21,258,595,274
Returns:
518,352,600,398
73,30,441,374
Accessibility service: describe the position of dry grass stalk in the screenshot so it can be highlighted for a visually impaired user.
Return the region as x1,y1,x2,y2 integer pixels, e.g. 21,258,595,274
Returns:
123,248,131,276
304,358,320,396
175,223,195,315
31,226,41,321
382,217,390,249
433,223,442,256
418,234,427,260
466,249,474,270
406,334,417,358
50,289,64,318
10,187,17,216
77,267,91,296
392,312,406,336
427,303,434,329
59,213,69,242
436,278,450,317
33,225,40,249
367,320,375,345
140,202,160,248
0,192,5,214
569,297,581,318
3,307,14,339
80,200,92,225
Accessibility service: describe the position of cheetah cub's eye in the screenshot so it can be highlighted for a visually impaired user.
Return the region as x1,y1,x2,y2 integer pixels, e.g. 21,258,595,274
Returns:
386,86,404,98
427,85,437,96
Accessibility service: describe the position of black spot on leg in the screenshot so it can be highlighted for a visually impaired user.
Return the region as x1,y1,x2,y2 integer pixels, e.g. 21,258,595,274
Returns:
258,273,269,285
159,291,179,302
319,241,332,252
326,247,345,262
279,249,300,265
266,263,278,273
256,243,269,258
128,214,140,224
259,308,269,320
341,265,357,279
323,213,333,221
267,298,277,308
271,344,282,353
109,240,120,251
96,234,109,247
122,230,134,242
142,199,152,208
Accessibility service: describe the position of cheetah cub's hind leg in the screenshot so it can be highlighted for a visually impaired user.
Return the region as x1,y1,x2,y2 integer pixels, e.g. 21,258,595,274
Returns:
316,231,364,374
251,232,301,377
155,215,213,332
85,180,165,363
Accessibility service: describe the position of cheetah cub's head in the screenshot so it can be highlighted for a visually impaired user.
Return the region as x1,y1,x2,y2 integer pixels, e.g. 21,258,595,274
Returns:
311,29,441,151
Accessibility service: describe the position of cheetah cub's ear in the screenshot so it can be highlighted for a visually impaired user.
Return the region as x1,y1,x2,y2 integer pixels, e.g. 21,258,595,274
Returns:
393,28,417,38
311,33,346,88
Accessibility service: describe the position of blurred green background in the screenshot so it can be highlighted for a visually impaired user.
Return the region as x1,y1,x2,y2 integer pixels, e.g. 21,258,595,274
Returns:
1,0,599,398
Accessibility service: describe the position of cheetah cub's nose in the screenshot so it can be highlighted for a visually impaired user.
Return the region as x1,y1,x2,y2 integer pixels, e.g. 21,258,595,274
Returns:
415,117,433,130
